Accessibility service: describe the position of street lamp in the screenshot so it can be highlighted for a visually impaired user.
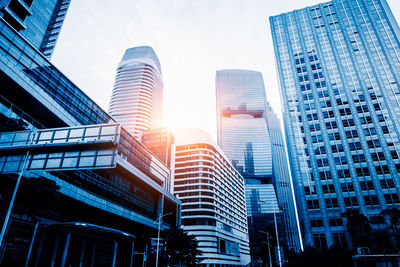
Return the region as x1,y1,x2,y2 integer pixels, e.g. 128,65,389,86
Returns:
260,230,273,267
259,200,283,267
153,212,172,267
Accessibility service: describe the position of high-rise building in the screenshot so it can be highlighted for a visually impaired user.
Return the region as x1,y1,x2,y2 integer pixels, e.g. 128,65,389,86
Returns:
0,0,71,59
264,102,303,251
216,69,272,182
109,46,163,138
172,128,251,266
216,69,302,261
271,0,400,248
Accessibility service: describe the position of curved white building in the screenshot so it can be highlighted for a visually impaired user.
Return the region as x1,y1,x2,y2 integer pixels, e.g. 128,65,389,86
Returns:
172,128,251,266
109,46,163,138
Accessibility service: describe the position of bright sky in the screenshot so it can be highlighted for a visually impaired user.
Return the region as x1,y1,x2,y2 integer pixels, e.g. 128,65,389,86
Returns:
52,0,400,140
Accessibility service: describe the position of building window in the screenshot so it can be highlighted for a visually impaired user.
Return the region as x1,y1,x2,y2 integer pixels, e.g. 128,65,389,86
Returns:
341,182,354,193
313,233,327,248
310,219,324,227
385,193,400,204
344,196,358,207
325,198,339,209
329,218,343,226
322,184,335,194
337,169,351,179
307,199,320,210
380,179,395,189
375,165,390,175
332,232,347,248
364,195,379,206
359,181,374,191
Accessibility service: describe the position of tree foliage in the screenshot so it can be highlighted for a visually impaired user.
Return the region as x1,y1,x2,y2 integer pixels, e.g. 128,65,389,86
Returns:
342,209,372,248
160,225,202,266
380,208,400,251
286,247,352,267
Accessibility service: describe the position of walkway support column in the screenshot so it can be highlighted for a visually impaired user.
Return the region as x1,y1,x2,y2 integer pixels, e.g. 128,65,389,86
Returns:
24,221,39,267
111,241,118,267
60,233,71,267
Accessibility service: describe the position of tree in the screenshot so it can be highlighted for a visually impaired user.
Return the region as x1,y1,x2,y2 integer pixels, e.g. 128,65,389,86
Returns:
380,208,400,250
286,247,352,267
342,209,372,249
160,225,202,266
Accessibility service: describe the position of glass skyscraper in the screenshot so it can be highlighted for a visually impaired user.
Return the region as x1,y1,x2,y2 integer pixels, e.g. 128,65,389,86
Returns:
0,0,71,59
109,46,163,138
216,69,272,182
271,0,400,248
264,102,303,251
216,69,302,261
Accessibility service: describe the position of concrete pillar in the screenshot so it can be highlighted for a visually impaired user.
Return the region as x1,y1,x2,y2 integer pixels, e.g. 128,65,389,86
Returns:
50,234,60,267
129,240,134,267
111,241,118,267
24,220,39,267
90,241,96,267
59,233,71,267
78,238,86,267
33,231,46,267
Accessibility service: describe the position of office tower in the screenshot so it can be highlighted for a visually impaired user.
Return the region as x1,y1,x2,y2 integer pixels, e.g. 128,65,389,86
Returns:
172,128,250,266
0,16,180,265
216,69,272,182
265,102,303,251
216,69,302,260
270,0,400,248
109,46,163,138
0,0,71,59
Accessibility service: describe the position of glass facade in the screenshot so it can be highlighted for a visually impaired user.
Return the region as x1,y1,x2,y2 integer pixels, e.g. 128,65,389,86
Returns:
216,69,302,260
264,102,303,251
270,0,400,248
216,69,272,182
0,0,71,59
109,46,163,138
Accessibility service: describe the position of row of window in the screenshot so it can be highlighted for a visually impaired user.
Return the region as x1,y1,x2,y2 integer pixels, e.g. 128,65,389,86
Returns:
306,193,400,210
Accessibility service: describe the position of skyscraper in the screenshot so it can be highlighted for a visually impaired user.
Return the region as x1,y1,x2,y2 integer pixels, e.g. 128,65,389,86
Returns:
0,0,71,59
265,102,303,251
216,69,302,260
216,69,272,182
271,0,400,248
172,128,250,266
109,46,163,138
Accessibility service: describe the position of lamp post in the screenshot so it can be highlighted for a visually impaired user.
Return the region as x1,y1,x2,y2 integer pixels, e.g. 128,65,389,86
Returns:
273,200,283,267
260,230,273,267
259,199,283,267
153,212,172,267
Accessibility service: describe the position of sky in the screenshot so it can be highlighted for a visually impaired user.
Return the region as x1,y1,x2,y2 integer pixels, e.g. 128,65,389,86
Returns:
52,0,400,140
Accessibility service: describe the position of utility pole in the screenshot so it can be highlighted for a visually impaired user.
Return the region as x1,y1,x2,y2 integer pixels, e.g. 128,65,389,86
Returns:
153,212,172,267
